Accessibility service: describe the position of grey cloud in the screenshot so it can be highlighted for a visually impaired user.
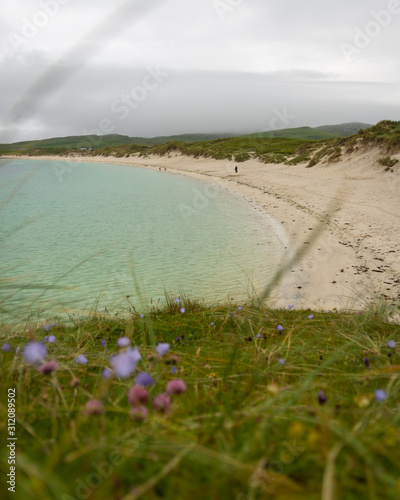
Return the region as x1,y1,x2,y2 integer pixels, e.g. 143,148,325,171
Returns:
0,0,399,142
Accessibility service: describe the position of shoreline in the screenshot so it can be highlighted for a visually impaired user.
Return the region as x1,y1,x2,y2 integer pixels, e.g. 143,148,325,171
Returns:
3,152,400,312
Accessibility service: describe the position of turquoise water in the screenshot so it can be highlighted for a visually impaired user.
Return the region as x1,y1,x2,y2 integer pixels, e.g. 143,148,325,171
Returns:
0,159,284,321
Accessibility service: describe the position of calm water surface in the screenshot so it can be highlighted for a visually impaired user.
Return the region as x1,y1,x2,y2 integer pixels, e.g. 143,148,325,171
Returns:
0,159,285,321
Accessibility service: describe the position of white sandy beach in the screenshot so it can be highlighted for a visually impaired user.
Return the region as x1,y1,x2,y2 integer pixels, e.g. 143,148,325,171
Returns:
4,150,400,311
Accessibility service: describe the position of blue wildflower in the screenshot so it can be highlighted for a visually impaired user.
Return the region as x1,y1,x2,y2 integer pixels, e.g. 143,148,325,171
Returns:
127,347,142,364
308,315,314,320
156,343,170,357
110,352,137,379
75,355,87,365
117,337,130,347
278,358,285,365
102,368,112,379
135,372,155,386
277,325,284,332
23,342,47,365
387,340,396,349
180,307,185,314
374,389,387,402
2,343,12,352
44,324,50,331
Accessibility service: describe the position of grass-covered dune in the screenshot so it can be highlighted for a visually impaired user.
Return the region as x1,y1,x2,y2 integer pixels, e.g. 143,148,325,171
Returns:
4,120,400,168
1,299,400,499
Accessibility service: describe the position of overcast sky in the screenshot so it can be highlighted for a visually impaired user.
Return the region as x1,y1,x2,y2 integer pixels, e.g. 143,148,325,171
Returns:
0,0,399,142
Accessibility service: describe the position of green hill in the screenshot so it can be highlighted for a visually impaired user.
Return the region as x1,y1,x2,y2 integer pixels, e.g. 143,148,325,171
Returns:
315,122,372,137
242,126,339,141
0,133,233,154
0,122,373,155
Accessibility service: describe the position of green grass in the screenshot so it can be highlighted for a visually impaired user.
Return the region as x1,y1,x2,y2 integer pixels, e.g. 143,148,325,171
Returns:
1,299,400,500
377,157,399,172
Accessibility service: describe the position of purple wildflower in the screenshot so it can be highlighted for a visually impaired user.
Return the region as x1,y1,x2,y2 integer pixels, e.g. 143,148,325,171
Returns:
23,342,47,365
318,390,328,405
238,306,242,311
101,368,112,379
102,368,112,379
174,298,180,303
166,379,186,395
387,340,396,349
278,358,285,365
2,343,11,352
128,385,149,406
101,339,106,348
156,343,170,357
110,352,137,379
130,405,148,421
44,324,50,332
374,389,387,402
75,355,87,365
140,314,145,318
47,335,56,343
85,399,104,415
117,337,130,347
277,325,284,332
180,307,185,314
127,347,142,364
153,393,171,413
256,334,262,339
38,359,58,374
288,304,294,310
171,366,177,375
308,315,314,320
210,322,214,326
135,372,155,387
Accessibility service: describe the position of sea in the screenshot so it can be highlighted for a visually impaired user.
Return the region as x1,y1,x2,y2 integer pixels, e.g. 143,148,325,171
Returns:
0,158,287,323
